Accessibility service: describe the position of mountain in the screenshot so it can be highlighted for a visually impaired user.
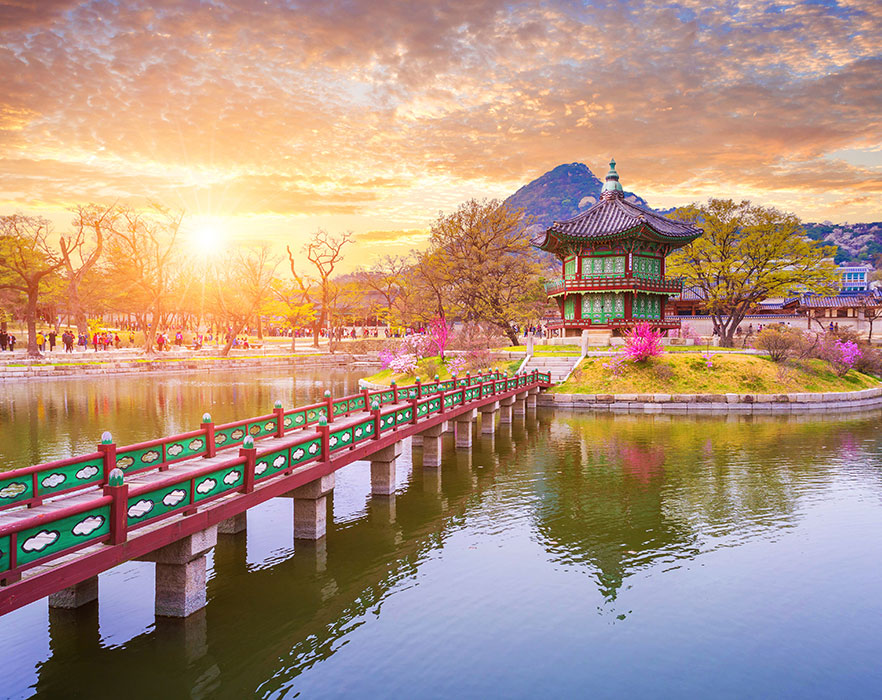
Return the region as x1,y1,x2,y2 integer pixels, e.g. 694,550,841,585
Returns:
504,162,651,234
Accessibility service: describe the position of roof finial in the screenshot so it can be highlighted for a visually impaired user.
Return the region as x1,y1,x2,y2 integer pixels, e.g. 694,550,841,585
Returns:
601,157,623,198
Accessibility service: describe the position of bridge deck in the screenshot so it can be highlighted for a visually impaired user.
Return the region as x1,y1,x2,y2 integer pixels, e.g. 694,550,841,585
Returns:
0,371,551,615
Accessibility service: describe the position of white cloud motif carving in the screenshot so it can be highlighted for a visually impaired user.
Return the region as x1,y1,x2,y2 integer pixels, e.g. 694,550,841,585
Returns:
117,456,134,469
341,432,350,442
355,428,363,437
162,489,187,507
255,461,268,475
329,435,338,447
166,444,184,457
189,439,204,451
308,442,319,454
41,473,66,489
0,482,27,499
215,433,228,445
292,448,305,460
141,450,161,463
223,470,241,485
22,530,59,552
76,465,99,480
72,515,104,536
294,415,304,424
196,478,216,494
273,455,286,468
127,499,154,519
231,429,245,440
365,424,372,432
265,422,275,431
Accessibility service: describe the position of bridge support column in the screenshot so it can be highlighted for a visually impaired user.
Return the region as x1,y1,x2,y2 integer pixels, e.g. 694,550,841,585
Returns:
421,423,445,468
48,575,99,609
455,409,477,449
514,392,527,416
138,526,217,618
479,402,499,434
526,387,539,409
217,512,247,535
411,433,423,447
499,396,515,424
371,442,402,496
286,474,335,540
443,420,454,434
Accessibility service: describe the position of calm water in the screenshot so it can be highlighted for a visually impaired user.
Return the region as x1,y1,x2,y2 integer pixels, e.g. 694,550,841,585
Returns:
1,370,882,698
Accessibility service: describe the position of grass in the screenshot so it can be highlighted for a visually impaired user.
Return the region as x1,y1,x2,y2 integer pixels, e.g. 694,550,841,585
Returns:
364,356,522,386
500,344,582,356
553,353,880,394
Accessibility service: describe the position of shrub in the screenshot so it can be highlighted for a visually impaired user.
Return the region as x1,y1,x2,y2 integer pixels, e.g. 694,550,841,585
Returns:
754,325,800,362
831,339,862,377
623,322,664,362
652,363,674,382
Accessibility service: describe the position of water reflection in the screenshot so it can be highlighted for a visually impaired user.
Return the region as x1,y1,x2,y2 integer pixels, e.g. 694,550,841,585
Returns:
2,379,882,697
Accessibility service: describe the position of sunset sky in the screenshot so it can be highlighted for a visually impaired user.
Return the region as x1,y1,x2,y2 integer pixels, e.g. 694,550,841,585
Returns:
2,0,881,272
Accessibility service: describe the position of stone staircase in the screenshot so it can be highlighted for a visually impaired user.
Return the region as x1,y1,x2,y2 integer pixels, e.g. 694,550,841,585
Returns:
521,354,581,383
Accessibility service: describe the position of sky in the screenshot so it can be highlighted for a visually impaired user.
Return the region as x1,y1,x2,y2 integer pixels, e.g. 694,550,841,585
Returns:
1,0,881,272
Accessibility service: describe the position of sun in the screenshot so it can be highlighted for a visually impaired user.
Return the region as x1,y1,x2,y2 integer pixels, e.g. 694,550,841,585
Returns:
189,221,227,258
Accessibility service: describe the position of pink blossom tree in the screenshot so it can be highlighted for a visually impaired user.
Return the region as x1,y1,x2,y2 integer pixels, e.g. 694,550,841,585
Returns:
623,322,665,362
429,316,451,359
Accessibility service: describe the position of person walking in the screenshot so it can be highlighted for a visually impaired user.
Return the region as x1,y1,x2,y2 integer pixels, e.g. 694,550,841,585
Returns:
0,329,7,351
36,330,45,352
48,329,57,352
7,333,16,351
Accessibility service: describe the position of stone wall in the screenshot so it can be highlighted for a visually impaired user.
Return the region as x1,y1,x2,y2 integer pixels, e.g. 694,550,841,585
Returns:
538,386,882,413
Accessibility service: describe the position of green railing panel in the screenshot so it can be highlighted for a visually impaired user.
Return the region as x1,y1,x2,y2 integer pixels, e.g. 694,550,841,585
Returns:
165,435,207,461
0,475,33,507
352,419,374,443
291,438,322,465
285,411,306,429
0,534,9,572
305,407,326,423
213,425,248,449
117,445,166,471
37,456,104,495
332,400,349,416
17,505,111,566
380,391,395,403
127,483,191,525
193,464,244,503
328,427,352,451
379,412,397,431
247,419,276,438
348,396,366,411
255,448,289,480
428,398,441,412
395,408,412,425
416,402,429,417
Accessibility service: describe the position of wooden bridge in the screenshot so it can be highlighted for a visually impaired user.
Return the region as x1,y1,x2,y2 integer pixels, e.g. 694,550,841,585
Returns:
0,369,551,618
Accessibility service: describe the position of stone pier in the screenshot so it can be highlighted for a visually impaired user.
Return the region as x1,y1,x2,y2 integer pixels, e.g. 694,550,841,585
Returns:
370,441,402,496
283,473,335,540
48,575,99,609
411,434,423,447
137,526,217,618
479,401,499,434
499,395,515,424
526,387,539,409
217,512,247,535
455,409,477,448
513,392,527,416
420,423,445,468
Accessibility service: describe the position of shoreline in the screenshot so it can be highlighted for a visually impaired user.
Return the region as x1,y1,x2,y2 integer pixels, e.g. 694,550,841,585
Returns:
0,352,380,381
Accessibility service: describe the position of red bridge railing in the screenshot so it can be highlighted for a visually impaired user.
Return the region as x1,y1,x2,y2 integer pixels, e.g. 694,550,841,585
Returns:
0,369,551,583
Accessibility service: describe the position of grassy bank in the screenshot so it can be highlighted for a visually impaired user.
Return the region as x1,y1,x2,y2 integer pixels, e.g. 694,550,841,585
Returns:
364,357,522,386
553,354,879,394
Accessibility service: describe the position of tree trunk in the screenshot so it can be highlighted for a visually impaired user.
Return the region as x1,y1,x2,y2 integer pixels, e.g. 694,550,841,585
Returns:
26,288,40,357
503,323,520,346
312,321,320,348
290,333,296,353
220,317,248,357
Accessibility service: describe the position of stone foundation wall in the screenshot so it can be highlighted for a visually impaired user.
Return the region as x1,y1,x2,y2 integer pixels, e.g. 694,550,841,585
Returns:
539,386,882,413
0,354,374,381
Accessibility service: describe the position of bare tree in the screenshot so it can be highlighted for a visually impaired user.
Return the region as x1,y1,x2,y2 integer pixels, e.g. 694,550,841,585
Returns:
0,214,64,356
58,203,118,334
355,254,409,326
287,229,353,348
210,245,280,356
104,204,183,354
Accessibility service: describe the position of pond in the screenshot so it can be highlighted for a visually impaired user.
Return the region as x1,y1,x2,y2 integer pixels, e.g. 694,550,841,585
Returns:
1,369,881,698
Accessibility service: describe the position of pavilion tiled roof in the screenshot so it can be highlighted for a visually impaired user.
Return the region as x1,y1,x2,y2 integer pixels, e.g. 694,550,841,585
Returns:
531,160,702,254
799,291,882,308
